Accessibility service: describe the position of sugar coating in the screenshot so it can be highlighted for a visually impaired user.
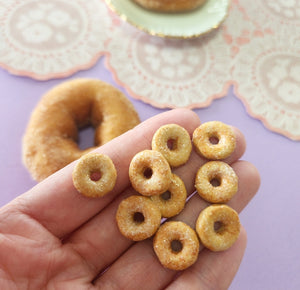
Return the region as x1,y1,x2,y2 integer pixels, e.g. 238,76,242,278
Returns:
116,195,161,241
72,152,117,198
196,204,240,252
150,173,187,218
153,221,200,270
152,124,192,167
22,78,140,181
195,161,238,203
192,121,236,160
129,150,172,196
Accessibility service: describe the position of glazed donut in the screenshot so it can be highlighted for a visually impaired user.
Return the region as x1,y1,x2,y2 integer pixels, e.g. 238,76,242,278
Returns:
153,221,200,270
72,153,117,198
196,204,240,252
132,0,207,12
150,174,187,218
192,121,236,160
152,124,192,167
22,78,140,181
129,150,172,196
116,195,162,241
195,161,238,203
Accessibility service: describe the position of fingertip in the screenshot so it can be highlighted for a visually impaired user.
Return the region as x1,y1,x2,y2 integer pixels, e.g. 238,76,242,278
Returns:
233,160,261,194
162,108,201,134
238,225,248,250
229,160,261,212
219,126,247,164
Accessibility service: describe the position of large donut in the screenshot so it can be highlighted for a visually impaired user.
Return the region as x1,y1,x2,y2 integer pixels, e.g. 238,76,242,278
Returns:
132,0,207,12
22,79,140,181
196,204,240,252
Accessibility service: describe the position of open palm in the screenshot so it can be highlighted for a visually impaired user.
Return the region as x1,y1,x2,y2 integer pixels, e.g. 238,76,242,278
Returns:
0,109,260,289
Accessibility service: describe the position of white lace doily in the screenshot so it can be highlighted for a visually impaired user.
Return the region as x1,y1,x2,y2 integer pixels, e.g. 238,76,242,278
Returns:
0,0,299,140
0,0,111,79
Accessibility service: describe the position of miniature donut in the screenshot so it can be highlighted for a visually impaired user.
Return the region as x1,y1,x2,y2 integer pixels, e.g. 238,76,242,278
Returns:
192,121,236,160
152,124,192,167
195,161,238,203
153,221,200,270
196,204,240,252
116,195,162,241
22,78,140,181
132,0,207,12
72,153,117,198
150,174,187,218
129,150,172,196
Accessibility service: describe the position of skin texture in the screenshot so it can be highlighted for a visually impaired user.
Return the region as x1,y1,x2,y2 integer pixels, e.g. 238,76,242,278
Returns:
0,109,260,289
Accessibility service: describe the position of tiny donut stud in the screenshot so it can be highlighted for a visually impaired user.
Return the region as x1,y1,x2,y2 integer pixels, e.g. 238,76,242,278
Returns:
150,173,187,218
129,150,172,196
195,161,238,203
116,195,162,241
192,121,236,160
72,152,117,198
152,124,192,167
196,204,241,252
153,221,200,270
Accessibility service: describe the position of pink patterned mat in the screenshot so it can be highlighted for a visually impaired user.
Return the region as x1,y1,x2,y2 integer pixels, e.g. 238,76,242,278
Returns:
0,0,299,140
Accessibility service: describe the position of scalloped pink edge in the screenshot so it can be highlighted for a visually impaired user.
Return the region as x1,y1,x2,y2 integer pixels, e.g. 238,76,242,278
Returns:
232,81,300,141
104,52,230,110
105,53,300,141
1,51,298,141
0,51,107,81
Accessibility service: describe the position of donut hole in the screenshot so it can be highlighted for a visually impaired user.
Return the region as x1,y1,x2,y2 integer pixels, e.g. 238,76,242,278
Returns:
210,177,221,187
214,221,225,234
167,138,177,150
78,125,96,150
209,173,222,187
143,167,153,179
209,133,220,145
171,239,183,253
160,191,171,201
133,212,145,224
90,170,102,181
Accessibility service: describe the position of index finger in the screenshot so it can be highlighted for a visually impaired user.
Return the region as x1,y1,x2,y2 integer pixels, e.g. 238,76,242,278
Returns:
10,109,201,238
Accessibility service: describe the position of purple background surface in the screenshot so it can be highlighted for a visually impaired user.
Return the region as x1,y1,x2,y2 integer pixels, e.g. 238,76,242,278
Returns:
0,56,299,289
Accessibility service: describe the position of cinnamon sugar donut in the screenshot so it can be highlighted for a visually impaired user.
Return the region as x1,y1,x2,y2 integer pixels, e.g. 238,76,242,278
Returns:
195,161,238,203
132,0,207,12
196,204,240,252
153,221,200,270
116,195,161,241
129,150,172,196
72,153,117,198
22,79,140,181
150,174,187,218
192,121,236,160
152,124,192,167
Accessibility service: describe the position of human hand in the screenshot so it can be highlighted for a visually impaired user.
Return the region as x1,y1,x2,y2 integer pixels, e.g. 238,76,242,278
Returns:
0,109,260,289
